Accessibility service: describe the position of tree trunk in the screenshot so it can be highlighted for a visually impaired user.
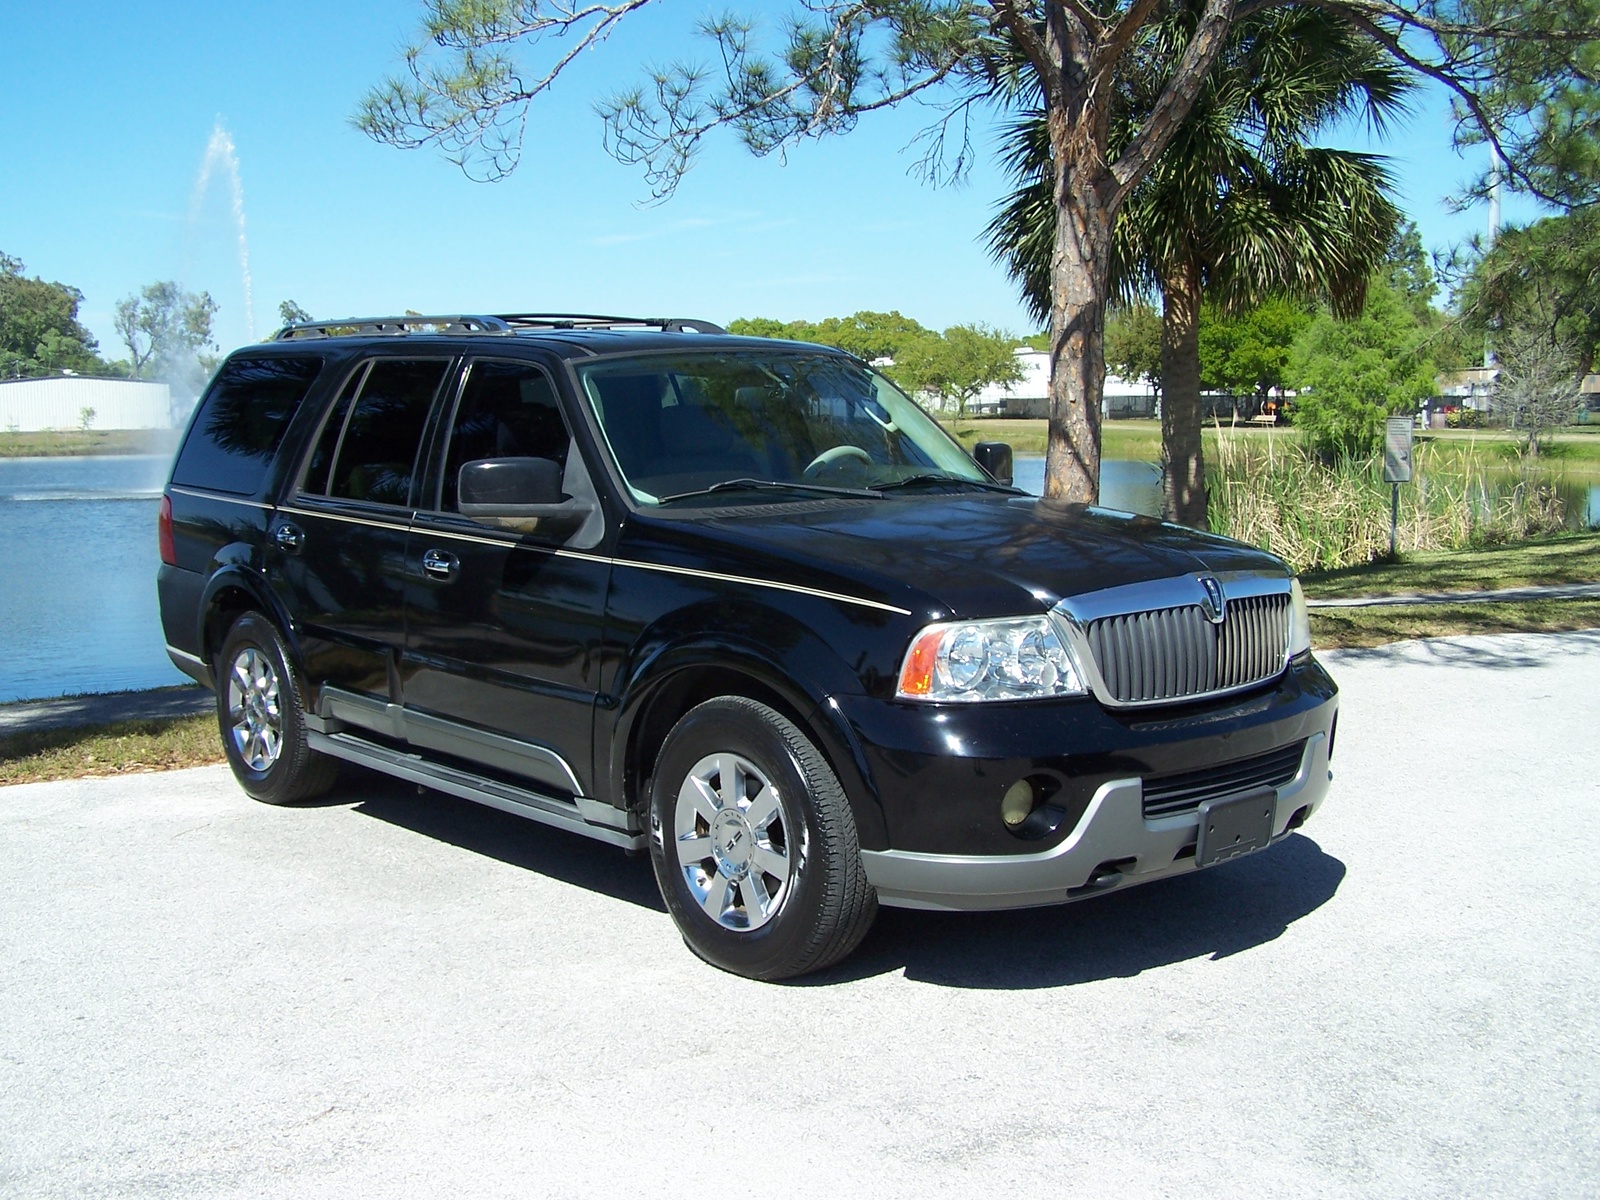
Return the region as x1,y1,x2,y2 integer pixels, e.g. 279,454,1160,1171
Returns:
1043,144,1116,504
1160,258,1208,528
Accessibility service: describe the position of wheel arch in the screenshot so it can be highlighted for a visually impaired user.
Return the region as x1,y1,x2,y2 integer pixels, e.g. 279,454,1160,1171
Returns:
199,568,300,676
610,647,889,851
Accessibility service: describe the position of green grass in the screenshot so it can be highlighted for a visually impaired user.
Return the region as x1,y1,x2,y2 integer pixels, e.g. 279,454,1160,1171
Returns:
0,429,180,458
1301,531,1600,598
0,716,222,787
1311,599,1600,649
1416,427,1600,468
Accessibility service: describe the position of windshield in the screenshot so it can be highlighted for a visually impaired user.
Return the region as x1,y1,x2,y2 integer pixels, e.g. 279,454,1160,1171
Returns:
577,350,992,505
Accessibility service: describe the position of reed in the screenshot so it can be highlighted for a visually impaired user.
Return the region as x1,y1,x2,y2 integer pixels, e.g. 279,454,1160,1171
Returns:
1206,428,1569,572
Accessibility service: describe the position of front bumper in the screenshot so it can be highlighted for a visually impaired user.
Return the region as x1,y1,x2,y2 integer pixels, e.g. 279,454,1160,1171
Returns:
861,731,1332,911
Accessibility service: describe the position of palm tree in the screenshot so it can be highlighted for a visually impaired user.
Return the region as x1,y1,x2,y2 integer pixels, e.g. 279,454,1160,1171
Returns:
987,4,1410,528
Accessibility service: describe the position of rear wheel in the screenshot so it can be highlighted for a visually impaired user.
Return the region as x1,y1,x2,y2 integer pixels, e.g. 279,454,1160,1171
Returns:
648,697,877,979
216,613,338,805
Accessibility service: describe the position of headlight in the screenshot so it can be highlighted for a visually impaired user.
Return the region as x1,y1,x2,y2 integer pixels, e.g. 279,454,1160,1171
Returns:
1288,578,1312,657
896,616,1087,702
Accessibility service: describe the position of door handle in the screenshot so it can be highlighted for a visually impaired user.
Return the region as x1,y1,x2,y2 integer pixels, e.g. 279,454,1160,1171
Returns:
421,548,459,581
274,523,305,553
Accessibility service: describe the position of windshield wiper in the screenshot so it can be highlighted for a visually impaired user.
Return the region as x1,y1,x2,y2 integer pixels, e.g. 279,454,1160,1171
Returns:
657,477,884,505
870,473,1024,495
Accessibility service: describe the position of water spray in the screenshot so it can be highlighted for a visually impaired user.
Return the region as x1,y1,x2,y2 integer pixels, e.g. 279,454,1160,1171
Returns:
189,120,255,342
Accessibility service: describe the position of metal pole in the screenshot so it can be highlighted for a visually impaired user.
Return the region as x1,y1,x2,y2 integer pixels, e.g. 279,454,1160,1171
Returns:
1390,482,1400,557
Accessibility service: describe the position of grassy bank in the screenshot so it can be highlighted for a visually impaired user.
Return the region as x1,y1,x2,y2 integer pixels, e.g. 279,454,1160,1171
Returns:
1301,532,1600,647
0,429,181,458
1208,434,1587,572
1301,531,1600,597
0,715,221,786
1310,600,1600,648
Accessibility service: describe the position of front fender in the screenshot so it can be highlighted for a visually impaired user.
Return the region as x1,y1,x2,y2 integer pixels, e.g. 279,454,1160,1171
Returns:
601,603,890,849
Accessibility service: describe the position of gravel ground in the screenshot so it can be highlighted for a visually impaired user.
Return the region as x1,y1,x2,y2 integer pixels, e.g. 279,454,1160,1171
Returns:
2,629,1597,1198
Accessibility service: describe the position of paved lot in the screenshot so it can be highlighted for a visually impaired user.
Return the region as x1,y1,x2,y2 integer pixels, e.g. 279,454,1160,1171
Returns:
2,630,1598,1198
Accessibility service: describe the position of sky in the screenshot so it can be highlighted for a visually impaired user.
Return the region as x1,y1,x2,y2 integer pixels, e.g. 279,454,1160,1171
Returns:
0,2,1552,362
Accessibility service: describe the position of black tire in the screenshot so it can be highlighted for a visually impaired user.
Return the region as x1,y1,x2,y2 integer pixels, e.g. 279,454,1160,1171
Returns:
215,612,339,805
648,697,877,980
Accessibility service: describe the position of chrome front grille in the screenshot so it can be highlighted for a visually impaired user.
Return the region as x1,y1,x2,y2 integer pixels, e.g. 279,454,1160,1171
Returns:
1083,592,1291,705
1141,740,1307,819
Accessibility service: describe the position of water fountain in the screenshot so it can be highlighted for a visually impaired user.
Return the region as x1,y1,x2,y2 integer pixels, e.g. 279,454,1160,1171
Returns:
186,120,255,344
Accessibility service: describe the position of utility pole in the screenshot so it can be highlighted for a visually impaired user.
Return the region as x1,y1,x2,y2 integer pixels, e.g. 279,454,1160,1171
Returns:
1485,142,1503,372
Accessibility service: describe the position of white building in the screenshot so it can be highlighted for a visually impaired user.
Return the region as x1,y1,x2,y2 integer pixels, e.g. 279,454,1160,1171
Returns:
972,348,1158,418
0,377,174,432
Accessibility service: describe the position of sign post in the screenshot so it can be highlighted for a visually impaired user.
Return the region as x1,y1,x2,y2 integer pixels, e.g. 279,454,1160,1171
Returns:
1383,416,1415,557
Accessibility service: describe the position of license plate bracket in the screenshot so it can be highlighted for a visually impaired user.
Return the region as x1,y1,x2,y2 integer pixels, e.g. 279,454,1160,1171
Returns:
1195,788,1276,869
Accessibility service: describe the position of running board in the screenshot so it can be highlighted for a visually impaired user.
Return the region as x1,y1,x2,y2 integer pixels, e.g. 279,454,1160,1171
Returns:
308,730,646,852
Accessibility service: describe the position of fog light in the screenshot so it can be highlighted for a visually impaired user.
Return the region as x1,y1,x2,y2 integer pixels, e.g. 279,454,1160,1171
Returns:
1000,779,1035,827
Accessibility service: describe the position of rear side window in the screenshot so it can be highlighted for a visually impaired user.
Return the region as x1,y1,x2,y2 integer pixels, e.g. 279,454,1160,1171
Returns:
170,356,324,495
317,359,449,507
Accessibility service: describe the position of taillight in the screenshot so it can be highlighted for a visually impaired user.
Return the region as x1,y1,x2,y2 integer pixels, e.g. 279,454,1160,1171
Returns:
158,494,176,566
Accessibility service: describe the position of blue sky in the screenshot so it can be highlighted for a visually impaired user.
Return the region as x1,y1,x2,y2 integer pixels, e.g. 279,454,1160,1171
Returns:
1,2,1549,361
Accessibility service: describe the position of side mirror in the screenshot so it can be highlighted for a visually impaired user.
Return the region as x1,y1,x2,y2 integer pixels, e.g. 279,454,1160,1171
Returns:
457,457,592,533
460,457,564,507
973,441,1014,487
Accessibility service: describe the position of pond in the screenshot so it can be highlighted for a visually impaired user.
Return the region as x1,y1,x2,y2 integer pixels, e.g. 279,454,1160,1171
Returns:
0,456,183,703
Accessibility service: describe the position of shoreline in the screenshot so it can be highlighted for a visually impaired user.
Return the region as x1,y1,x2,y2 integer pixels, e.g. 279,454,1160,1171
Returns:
0,685,212,736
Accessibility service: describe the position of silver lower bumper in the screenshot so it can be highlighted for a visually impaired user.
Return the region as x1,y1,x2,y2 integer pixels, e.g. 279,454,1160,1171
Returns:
860,732,1331,912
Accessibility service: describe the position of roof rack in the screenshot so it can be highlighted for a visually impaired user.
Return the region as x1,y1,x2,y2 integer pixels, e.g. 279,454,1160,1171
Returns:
496,313,727,334
272,313,727,341
272,315,513,340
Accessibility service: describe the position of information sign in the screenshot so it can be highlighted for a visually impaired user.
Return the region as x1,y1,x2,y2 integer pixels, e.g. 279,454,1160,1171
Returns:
1384,417,1415,483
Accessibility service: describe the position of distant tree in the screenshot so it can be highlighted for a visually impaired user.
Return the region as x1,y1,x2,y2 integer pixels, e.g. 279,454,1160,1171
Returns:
115,282,219,413
728,310,938,393
726,317,799,342
1288,277,1437,456
1105,303,1164,394
1492,328,1584,452
727,313,1020,411
1457,208,1600,379
278,299,313,327
114,283,218,379
0,253,104,377
730,311,934,364
1381,221,1437,319
893,324,1025,418
1198,297,1314,402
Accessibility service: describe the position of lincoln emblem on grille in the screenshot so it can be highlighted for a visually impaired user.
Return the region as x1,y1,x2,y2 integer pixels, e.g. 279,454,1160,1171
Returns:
1199,576,1226,624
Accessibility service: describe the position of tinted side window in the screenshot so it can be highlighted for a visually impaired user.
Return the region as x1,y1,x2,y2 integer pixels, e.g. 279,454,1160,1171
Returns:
326,359,448,507
300,364,368,496
170,356,324,495
440,361,569,511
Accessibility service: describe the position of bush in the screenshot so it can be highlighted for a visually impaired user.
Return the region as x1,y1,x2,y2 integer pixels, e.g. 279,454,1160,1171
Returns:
1207,431,1568,571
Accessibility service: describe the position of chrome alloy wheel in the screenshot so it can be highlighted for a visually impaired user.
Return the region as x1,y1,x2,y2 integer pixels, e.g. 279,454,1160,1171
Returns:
226,647,283,772
672,752,803,931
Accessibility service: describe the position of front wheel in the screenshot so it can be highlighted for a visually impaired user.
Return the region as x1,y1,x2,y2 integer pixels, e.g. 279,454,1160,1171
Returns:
215,613,338,805
648,697,877,980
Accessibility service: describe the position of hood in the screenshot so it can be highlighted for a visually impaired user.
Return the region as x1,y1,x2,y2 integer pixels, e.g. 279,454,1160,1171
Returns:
688,493,1290,620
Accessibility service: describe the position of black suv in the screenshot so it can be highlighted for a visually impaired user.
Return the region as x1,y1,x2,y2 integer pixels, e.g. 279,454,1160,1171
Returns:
158,313,1337,979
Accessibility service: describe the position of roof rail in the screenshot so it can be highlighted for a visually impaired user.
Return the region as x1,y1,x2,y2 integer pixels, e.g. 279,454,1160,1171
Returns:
495,313,728,335
273,315,513,341
270,313,728,341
